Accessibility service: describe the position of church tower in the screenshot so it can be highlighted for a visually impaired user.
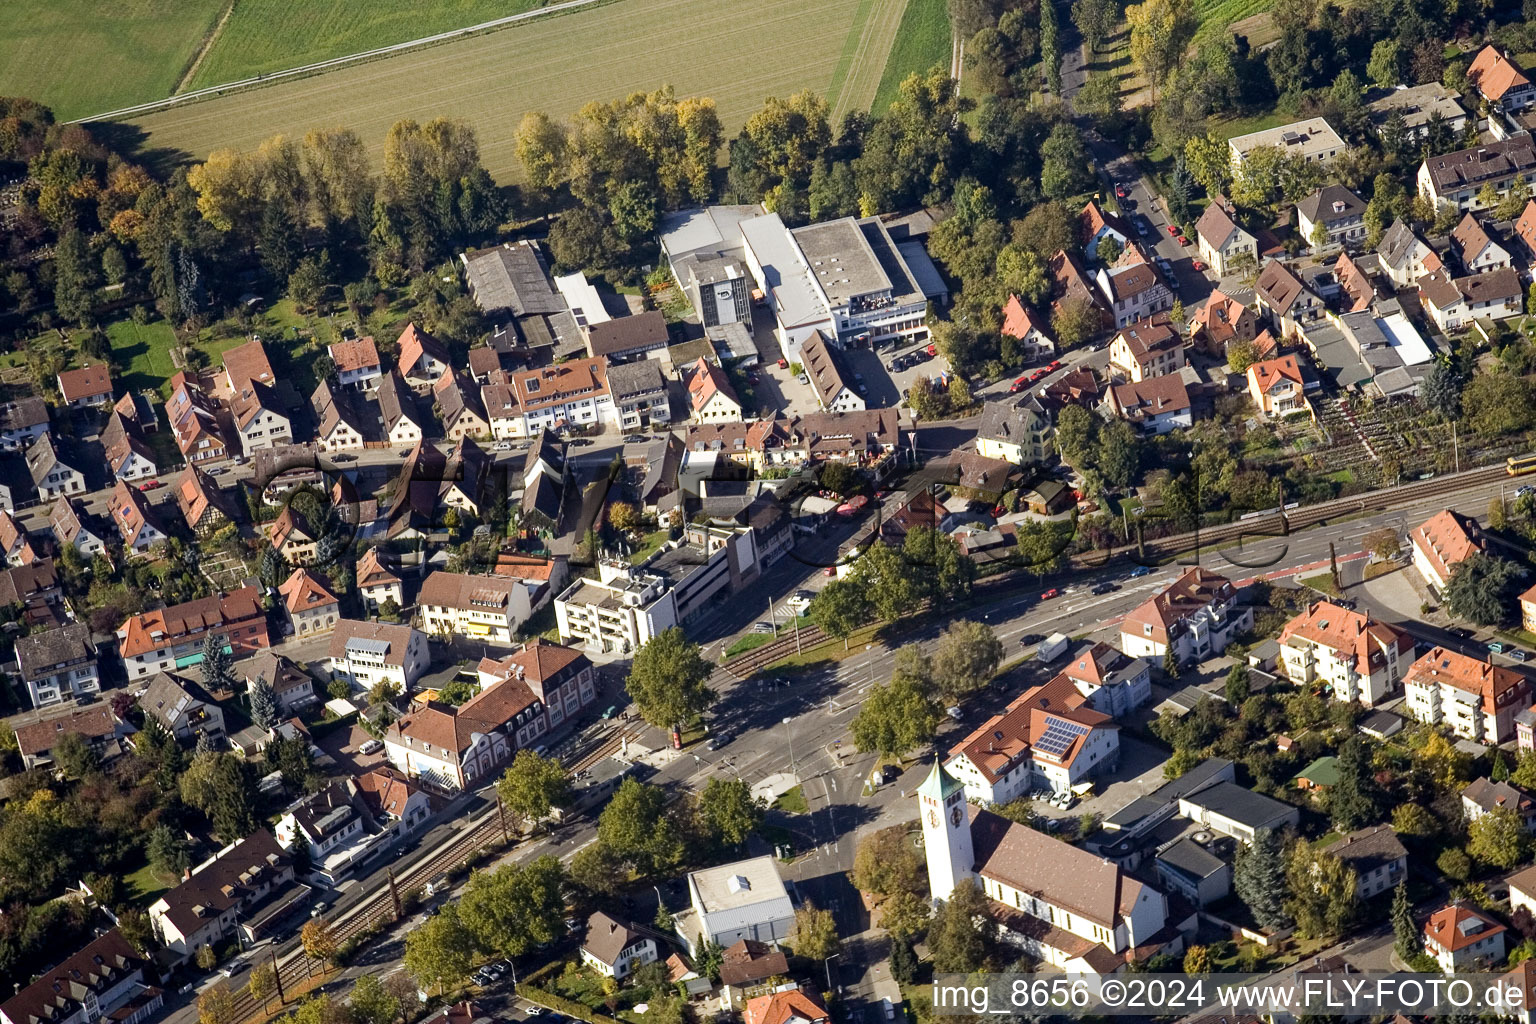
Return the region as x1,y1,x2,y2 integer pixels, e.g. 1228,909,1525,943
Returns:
917,757,974,900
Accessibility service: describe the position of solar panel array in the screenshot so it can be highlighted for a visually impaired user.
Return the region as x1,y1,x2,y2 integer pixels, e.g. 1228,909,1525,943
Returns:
1034,718,1089,758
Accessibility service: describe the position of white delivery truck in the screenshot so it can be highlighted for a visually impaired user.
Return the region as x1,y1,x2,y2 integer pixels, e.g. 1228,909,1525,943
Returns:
1037,632,1070,662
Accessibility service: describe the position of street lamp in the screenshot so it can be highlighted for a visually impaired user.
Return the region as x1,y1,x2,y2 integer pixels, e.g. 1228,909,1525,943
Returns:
824,951,841,992
783,716,796,776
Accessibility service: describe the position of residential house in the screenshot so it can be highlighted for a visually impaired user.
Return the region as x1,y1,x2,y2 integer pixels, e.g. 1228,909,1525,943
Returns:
1461,777,1536,828
278,568,341,638
1366,82,1469,141
55,364,113,409
166,373,232,465
224,344,292,454
1058,642,1152,717
243,650,318,714
1411,509,1482,590
1424,903,1506,972
1120,567,1251,664
1377,218,1441,289
586,311,671,364
1517,200,1536,263
1190,290,1258,358
1296,185,1367,251
418,571,531,644
607,359,671,432
357,547,404,614
15,704,133,770
1404,645,1530,743
1080,200,1131,261
800,331,864,413
267,506,320,564
1108,314,1185,382
743,989,831,1024
174,465,238,538
15,621,98,708
137,672,227,747
580,912,659,979
0,929,162,1024
274,776,399,883
1096,259,1174,328
329,337,382,390
102,409,158,482
48,497,105,556
1254,262,1323,337
117,585,270,678
944,673,1120,805
383,672,548,791
397,324,452,384
1330,824,1407,899
1106,374,1192,435
1246,355,1310,419
327,620,430,694
687,358,742,423
1044,367,1102,409
25,434,84,498
1177,781,1300,843
1000,296,1055,362
1417,136,1536,211
311,379,369,452
1467,44,1536,111
1509,864,1536,921
974,394,1053,467
377,370,425,445
430,370,488,441
1048,249,1110,328
1451,213,1513,272
148,830,304,961
1194,197,1258,278
0,511,36,568
0,398,48,448
355,765,432,836
1228,118,1345,168
1418,267,1523,331
1277,600,1414,706
506,357,614,437
107,480,167,557
466,346,502,383
678,855,795,957
1334,250,1376,312
482,378,520,439
919,762,1171,972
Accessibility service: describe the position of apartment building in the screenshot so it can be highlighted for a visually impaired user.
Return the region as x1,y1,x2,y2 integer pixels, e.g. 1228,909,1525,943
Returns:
1418,267,1523,332
1296,185,1367,251
1096,260,1174,328
687,358,742,423
1418,137,1536,211
149,830,304,962
1411,508,1483,590
974,394,1054,467
1120,567,1251,664
1108,314,1185,382
166,372,232,465
607,359,672,432
118,586,269,678
278,568,341,638
418,571,532,644
138,672,226,748
327,620,431,693
477,638,598,737
504,358,614,437
1228,117,1344,168
15,621,98,708
1059,642,1151,717
1278,600,1414,706
1404,645,1530,743
1330,824,1407,899
0,930,162,1024
1424,904,1506,972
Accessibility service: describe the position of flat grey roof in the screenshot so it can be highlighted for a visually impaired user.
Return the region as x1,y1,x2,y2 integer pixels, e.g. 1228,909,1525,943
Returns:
1157,836,1227,880
690,854,789,913
1183,781,1296,830
741,213,828,330
793,218,891,306
659,206,762,261
897,241,949,301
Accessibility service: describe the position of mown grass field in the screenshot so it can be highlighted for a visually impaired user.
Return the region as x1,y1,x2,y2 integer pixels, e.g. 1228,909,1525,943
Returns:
0,0,225,120
186,0,546,90
869,0,952,112
122,0,886,181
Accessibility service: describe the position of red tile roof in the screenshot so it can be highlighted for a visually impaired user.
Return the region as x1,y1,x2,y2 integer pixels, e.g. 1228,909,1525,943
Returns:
57,364,112,403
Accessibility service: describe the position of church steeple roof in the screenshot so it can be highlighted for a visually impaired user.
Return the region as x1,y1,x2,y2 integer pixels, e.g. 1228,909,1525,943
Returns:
917,756,964,801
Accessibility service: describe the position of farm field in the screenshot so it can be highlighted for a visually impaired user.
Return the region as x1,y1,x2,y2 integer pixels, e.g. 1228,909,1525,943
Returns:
0,0,225,121
869,0,953,112
828,0,914,119
122,0,884,181
1193,0,1273,47
186,0,546,91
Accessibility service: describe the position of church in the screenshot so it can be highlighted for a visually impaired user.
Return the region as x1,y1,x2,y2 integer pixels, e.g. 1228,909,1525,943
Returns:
918,759,1180,973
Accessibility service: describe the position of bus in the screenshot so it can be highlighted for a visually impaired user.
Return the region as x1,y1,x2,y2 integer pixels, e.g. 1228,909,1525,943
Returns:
1508,454,1536,476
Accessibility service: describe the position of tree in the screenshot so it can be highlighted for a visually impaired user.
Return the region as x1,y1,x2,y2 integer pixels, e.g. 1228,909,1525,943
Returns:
1052,296,1102,349
52,732,99,778
349,974,402,1024
1437,847,1472,882
1072,0,1117,53
1183,944,1213,975
852,826,926,899
1163,647,1181,679
693,939,724,982
1327,738,1382,832
405,902,476,993
1463,370,1536,437
696,776,765,846
199,985,236,1024
853,541,919,621
148,823,190,879
930,620,1004,699
626,627,714,734
851,672,941,758
516,111,570,205
459,856,567,956
1040,123,1091,201
608,501,641,534
1469,805,1531,869
1126,0,1196,99
196,944,218,971
201,633,233,692
1224,665,1250,704
1443,553,1525,625
570,839,629,896
1234,827,1291,929
1367,39,1404,88
1414,731,1471,794
1421,358,1463,421
598,778,683,874
495,750,570,829
1392,802,1437,839
301,918,338,970
248,675,278,731
288,251,333,313
1015,519,1071,576
1284,840,1357,939
1364,528,1400,561
882,890,933,941
928,878,994,972
790,902,841,960
247,961,277,1012
52,229,98,326
1040,0,1062,94
1391,882,1417,960
1097,420,1142,488
808,579,871,648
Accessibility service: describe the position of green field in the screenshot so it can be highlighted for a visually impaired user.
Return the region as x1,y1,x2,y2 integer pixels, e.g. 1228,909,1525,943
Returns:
186,0,546,91
869,0,952,112
0,0,225,120
1191,0,1273,46
121,0,906,181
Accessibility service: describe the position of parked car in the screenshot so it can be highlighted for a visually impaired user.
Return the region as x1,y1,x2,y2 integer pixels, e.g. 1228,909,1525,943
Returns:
707,733,732,751
493,441,514,451
1177,234,1190,246
798,373,811,385
1128,565,1154,578
332,453,357,462
1019,633,1046,646
1135,215,1152,237
359,739,383,755
1091,582,1118,594
1488,641,1506,653
1514,649,1529,662
1191,259,1206,271
1040,588,1061,600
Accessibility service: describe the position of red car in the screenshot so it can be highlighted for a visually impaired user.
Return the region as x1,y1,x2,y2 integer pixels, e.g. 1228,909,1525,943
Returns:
926,343,937,357
1046,360,1061,371
823,567,836,576
1040,588,1061,600
1166,224,1179,236
1191,259,1206,271
777,358,788,369
1009,375,1030,393
1114,183,1128,199
1177,235,1190,246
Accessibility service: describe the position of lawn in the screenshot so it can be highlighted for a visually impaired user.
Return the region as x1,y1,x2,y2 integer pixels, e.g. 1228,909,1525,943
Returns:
123,0,889,182
0,0,226,120
124,859,175,906
773,785,809,814
869,0,951,112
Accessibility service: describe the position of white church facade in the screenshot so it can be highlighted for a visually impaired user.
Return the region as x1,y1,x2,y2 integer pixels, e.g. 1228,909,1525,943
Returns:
918,760,1177,973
